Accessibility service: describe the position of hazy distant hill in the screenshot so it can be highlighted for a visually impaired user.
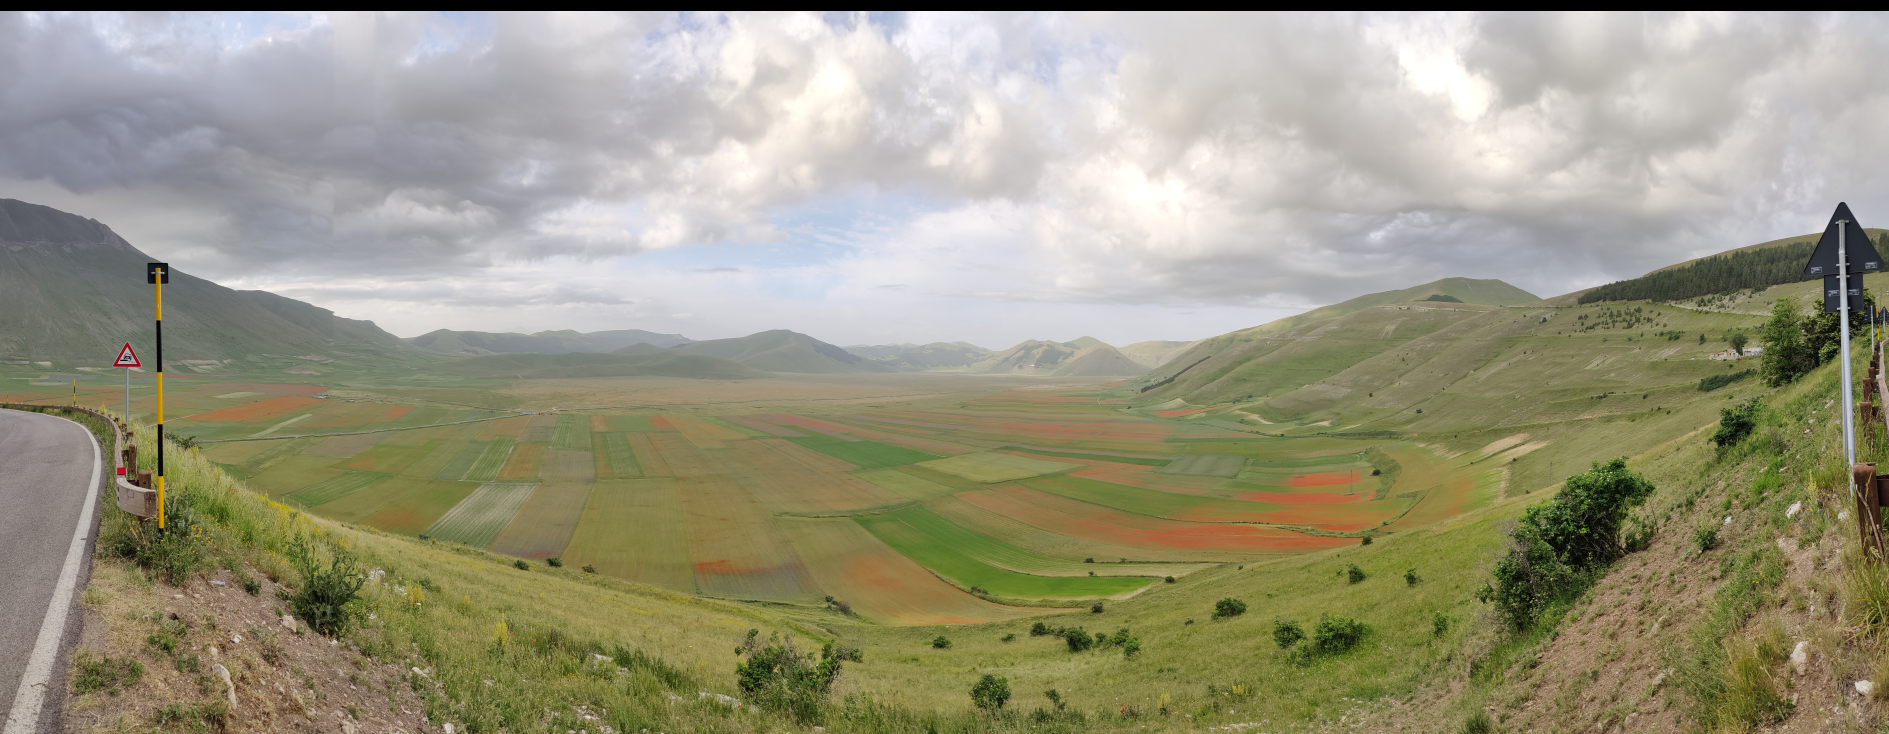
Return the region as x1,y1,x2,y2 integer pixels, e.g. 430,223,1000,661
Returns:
969,339,1147,376
675,330,893,374
0,198,405,362
1120,340,1199,369
436,350,766,380
408,328,693,355
844,342,994,371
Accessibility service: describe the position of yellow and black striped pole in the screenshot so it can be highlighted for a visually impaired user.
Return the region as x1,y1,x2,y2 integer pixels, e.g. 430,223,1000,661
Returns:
148,263,168,533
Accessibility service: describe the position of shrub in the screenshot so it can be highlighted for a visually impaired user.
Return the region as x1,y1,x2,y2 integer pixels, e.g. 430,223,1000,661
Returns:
1165,576,1176,583
1000,633,1016,642
1029,622,1052,637
513,559,530,571
970,674,1011,711
1272,619,1304,649
1360,536,1372,546
1346,564,1366,584
735,630,843,724
821,641,864,663
1524,458,1656,568
107,491,205,585
1405,568,1421,586
545,557,563,567
1061,627,1092,652
1432,612,1450,637
1122,637,1141,658
1699,369,1755,392
1695,525,1721,552
1712,398,1761,448
1462,710,1495,734
1090,602,1104,613
285,535,366,637
1310,614,1368,655
931,635,951,649
1213,598,1247,619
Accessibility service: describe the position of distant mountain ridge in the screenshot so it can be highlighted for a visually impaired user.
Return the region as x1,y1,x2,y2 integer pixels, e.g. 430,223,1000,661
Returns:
675,330,892,374
843,342,994,371
967,338,1147,376
408,328,694,355
0,198,406,362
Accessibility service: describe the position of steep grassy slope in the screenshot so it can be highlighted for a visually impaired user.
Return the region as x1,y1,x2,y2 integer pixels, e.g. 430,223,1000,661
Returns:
676,330,893,374
0,198,402,362
1119,339,1199,369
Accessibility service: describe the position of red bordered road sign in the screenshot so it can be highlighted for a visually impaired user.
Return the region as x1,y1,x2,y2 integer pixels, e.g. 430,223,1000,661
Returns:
113,343,141,368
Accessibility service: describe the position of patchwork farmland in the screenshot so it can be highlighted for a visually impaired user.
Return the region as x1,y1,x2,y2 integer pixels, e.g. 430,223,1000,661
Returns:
55,374,1504,624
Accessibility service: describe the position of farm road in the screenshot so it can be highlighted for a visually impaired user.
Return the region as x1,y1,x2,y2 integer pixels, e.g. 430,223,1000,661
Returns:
0,409,103,734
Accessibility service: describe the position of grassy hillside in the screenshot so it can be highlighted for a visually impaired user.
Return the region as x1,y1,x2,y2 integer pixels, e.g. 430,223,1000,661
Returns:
677,330,893,374
0,198,404,362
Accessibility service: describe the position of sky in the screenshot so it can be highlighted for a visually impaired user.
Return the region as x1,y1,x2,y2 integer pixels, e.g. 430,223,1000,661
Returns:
5,12,1889,348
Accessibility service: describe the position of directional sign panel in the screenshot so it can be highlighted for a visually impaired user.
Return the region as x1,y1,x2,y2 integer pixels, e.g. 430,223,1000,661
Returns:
113,343,141,368
1824,274,1866,314
1803,202,1881,277
146,262,169,284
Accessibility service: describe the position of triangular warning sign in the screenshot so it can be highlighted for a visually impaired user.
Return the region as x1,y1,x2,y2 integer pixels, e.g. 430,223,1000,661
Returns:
113,343,141,368
1802,202,1882,277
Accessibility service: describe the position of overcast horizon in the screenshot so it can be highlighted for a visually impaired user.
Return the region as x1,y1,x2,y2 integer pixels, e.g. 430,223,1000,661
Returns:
6,12,1889,346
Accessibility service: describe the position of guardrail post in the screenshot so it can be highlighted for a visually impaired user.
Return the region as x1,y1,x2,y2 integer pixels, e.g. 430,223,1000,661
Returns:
135,469,152,490
1857,463,1883,559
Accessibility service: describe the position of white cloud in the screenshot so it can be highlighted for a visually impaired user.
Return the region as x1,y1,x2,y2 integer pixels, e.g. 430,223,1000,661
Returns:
5,12,1889,347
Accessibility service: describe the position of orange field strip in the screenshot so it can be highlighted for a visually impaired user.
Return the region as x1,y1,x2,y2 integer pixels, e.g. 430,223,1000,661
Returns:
781,517,1040,625
959,484,1354,552
185,395,324,422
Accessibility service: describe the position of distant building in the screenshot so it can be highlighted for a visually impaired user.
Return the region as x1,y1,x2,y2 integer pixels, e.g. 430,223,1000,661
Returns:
1708,346,1763,361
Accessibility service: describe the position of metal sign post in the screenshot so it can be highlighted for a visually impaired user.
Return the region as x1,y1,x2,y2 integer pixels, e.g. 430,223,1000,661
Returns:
1804,203,1882,480
147,263,168,534
113,343,140,423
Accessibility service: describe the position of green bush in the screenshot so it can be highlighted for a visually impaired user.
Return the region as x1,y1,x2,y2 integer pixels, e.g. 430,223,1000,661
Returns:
1091,602,1105,613
1029,622,1052,636
1346,564,1366,584
1695,525,1721,552
931,635,951,649
1272,619,1304,649
734,630,843,724
1462,709,1495,734
1310,614,1368,655
545,557,563,567
1699,369,1755,392
1476,458,1654,629
1061,628,1092,652
582,564,597,574
107,491,205,585
969,674,1011,711
1405,568,1421,586
1213,598,1247,619
513,559,530,571
1432,612,1450,637
1712,398,1761,448
285,535,367,637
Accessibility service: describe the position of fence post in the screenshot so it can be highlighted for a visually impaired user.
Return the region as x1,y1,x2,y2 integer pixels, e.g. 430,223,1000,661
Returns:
1857,463,1882,559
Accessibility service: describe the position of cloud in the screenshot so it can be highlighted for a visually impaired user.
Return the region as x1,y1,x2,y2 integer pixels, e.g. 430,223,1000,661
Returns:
4,12,1889,346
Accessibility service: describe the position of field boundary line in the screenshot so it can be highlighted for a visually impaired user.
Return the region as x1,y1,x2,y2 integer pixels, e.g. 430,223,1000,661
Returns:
197,413,513,443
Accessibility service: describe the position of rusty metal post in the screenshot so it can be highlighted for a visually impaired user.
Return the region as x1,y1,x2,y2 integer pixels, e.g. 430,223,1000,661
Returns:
1857,463,1882,559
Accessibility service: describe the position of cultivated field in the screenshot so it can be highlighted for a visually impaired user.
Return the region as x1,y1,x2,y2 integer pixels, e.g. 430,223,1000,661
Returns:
23,363,1550,623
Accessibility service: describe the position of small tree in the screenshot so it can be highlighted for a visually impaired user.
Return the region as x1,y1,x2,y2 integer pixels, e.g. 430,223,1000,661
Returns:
1309,614,1368,654
735,630,845,724
1213,598,1247,619
1728,332,1748,354
1759,299,1814,386
1712,398,1761,448
970,674,1011,711
1272,619,1304,649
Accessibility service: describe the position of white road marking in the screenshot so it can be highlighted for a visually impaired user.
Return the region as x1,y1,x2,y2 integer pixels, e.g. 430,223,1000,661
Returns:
3,417,102,734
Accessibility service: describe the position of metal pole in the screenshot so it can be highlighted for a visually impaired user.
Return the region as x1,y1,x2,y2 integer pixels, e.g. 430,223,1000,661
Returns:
124,367,130,423
1841,220,1856,469
154,268,165,534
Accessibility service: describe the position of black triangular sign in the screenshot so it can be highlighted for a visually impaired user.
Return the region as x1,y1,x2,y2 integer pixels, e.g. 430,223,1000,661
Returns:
1802,202,1881,277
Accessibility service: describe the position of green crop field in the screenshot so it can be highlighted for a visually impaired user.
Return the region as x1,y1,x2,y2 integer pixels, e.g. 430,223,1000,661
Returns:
856,511,1151,599
998,445,1172,466
917,452,1076,482
287,470,393,507
463,435,516,481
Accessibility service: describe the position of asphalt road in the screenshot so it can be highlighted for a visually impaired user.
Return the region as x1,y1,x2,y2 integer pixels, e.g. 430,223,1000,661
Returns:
0,409,102,734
